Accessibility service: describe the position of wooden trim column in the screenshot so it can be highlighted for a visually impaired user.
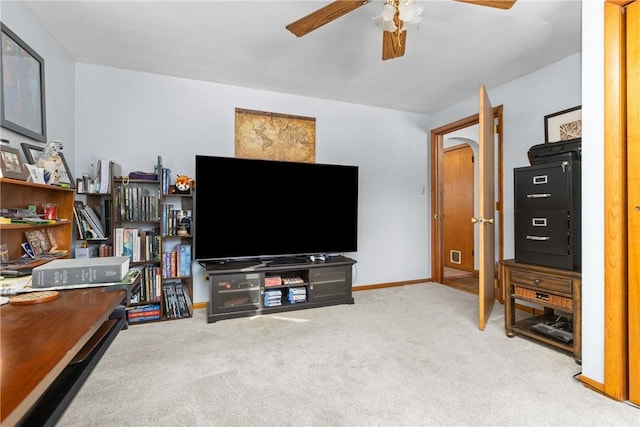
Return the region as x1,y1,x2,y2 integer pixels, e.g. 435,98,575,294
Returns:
603,0,629,402
625,0,640,406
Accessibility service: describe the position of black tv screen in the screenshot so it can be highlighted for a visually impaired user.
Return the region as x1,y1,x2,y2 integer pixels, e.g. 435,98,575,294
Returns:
194,155,358,261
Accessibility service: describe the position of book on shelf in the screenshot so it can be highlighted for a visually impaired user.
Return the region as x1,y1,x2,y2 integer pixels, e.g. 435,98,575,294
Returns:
31,256,130,287
126,304,161,319
72,202,86,238
127,313,161,323
74,201,106,240
127,309,160,318
102,198,112,236
122,228,137,261
80,205,106,238
163,281,188,319
95,159,120,194
175,282,191,317
178,244,192,277
264,276,282,287
114,227,124,256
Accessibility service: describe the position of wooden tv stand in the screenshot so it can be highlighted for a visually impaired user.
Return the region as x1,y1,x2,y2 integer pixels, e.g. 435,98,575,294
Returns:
204,255,356,323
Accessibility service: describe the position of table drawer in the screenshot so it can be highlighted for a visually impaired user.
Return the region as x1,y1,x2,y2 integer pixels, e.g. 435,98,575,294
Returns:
514,286,573,310
510,269,573,294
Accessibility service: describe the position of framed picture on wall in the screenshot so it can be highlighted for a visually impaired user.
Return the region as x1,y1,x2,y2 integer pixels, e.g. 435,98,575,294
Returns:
544,105,581,143
0,23,47,142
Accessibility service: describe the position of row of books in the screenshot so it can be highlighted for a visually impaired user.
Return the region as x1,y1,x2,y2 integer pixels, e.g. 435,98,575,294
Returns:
138,264,163,302
73,201,107,239
264,276,306,287
160,167,172,195
113,227,161,263
163,281,192,319
77,243,113,258
161,205,191,236
114,184,160,222
126,303,161,324
162,244,192,278
264,276,282,288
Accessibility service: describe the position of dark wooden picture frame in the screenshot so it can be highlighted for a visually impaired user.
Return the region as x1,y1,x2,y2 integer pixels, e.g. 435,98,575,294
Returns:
20,141,44,164
544,105,582,143
0,23,47,142
20,142,74,187
0,144,28,180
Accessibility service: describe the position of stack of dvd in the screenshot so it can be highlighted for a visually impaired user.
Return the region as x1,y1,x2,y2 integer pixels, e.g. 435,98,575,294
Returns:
287,287,307,304
264,289,282,307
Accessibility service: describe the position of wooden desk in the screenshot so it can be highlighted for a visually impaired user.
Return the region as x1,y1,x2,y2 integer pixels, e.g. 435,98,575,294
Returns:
0,287,127,426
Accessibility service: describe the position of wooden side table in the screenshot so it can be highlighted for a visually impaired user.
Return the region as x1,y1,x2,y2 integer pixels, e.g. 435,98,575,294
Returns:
501,259,582,364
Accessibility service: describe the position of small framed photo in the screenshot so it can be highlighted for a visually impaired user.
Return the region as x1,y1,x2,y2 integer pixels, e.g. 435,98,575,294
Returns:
21,142,74,187
20,142,43,164
544,105,582,143
24,163,46,184
0,144,28,180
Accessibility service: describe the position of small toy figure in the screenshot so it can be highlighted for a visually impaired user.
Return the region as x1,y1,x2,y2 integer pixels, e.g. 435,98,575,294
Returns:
174,174,193,193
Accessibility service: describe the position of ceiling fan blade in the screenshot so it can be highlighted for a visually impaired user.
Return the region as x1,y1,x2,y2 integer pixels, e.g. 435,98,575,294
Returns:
382,11,407,60
286,0,370,37
454,0,517,9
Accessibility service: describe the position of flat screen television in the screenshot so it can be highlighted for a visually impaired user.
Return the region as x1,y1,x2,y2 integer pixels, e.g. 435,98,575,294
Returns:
194,155,358,262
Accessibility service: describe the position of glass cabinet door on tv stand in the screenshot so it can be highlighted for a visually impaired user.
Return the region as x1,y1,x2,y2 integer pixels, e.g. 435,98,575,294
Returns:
210,272,262,314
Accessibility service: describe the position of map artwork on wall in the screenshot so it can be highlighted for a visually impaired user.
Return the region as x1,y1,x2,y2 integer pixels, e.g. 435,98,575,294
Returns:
235,108,316,163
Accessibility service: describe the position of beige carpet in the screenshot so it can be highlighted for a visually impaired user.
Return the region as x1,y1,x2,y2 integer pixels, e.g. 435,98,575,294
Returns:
58,283,639,427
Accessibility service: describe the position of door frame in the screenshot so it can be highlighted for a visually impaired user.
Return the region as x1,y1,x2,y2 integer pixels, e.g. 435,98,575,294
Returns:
430,106,505,302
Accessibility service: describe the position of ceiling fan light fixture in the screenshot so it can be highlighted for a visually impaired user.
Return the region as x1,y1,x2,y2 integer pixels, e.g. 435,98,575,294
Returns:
374,0,422,34
398,0,423,27
374,1,398,32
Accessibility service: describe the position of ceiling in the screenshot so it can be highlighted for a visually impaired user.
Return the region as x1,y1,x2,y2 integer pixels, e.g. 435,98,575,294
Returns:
23,0,582,116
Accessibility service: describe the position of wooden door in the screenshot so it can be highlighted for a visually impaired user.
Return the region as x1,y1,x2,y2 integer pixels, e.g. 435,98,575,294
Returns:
477,85,496,330
627,0,639,406
443,145,474,272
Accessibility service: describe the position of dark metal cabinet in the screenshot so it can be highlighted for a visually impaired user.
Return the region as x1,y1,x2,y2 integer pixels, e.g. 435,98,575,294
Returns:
514,160,581,271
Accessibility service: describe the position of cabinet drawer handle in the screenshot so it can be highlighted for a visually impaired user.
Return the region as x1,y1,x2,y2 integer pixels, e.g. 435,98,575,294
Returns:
535,292,549,301
532,218,547,227
533,175,548,184
526,235,550,241
526,193,551,199
534,279,541,285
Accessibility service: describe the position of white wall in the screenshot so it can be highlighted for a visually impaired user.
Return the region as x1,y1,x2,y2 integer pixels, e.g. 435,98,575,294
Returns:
580,0,605,385
74,65,432,302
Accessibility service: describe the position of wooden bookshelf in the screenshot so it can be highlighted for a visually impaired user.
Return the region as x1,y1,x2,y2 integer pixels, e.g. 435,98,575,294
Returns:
0,178,74,264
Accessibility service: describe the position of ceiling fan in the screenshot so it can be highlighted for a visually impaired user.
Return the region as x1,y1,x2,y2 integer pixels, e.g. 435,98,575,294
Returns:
286,0,517,61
